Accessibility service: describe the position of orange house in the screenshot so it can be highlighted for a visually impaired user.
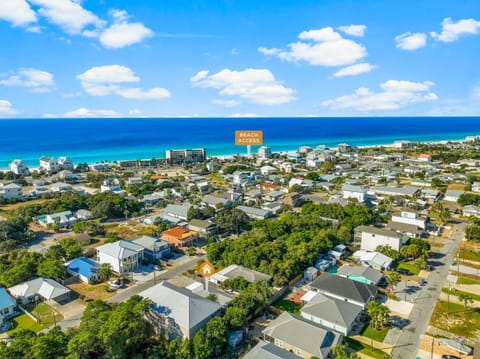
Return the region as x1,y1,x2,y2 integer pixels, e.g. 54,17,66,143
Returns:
162,227,197,248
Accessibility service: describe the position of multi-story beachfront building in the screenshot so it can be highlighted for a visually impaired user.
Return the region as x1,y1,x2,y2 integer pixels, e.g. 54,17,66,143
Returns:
165,148,206,164
39,157,59,173
257,146,272,159
9,160,29,175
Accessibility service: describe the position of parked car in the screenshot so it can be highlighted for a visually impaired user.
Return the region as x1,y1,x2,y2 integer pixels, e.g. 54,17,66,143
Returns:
441,355,460,359
420,278,427,286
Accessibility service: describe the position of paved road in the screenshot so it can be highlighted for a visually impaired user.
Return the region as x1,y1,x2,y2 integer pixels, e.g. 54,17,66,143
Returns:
390,223,467,359
108,254,204,303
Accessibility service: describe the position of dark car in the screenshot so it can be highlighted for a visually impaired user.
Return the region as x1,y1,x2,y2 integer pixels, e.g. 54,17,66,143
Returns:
441,355,461,359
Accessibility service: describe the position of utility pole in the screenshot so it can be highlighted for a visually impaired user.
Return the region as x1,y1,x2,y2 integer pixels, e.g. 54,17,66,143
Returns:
430,336,435,359
447,281,451,314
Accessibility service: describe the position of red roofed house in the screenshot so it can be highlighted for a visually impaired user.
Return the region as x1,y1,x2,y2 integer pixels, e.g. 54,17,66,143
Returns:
162,227,197,248
418,154,432,162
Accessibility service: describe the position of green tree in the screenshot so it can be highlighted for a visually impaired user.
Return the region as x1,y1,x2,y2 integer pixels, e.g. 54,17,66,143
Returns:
98,263,112,282
366,301,390,331
59,237,82,260
332,344,359,359
459,293,474,309
224,306,246,329
386,272,401,292
37,259,65,281
193,329,212,359
206,317,228,356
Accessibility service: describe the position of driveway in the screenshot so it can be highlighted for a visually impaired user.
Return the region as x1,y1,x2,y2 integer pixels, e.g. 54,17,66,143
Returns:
47,299,86,331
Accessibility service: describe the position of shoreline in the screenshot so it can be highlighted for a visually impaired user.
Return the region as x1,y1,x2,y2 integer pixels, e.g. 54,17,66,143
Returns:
1,135,477,172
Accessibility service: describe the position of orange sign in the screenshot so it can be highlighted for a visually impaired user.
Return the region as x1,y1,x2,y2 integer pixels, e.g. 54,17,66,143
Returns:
199,262,215,278
235,130,263,146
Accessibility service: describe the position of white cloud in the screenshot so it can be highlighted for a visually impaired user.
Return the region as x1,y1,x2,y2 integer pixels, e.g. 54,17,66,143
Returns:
395,32,427,50
212,99,240,107
322,80,438,111
0,68,54,92
28,0,104,35
99,9,153,48
77,65,170,100
128,109,142,116
431,17,480,42
63,108,120,118
337,24,367,37
227,113,259,118
191,68,295,105
333,63,375,77
259,26,366,67
0,99,19,116
0,0,37,27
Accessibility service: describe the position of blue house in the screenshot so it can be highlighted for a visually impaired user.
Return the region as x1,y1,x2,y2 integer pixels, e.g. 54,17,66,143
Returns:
0,288,16,325
67,257,100,284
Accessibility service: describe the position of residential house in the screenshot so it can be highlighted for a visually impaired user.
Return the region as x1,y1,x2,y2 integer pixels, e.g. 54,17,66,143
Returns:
237,205,273,220
57,157,74,171
444,189,464,203
0,288,16,325
66,257,99,284
463,205,480,217
9,278,71,305
210,264,272,285
138,281,221,339
304,267,318,282
244,341,301,359
391,210,428,229
187,219,218,239
262,311,341,359
36,209,92,228
342,184,367,203
263,190,285,202
353,250,393,271
356,225,403,252
300,292,363,336
261,201,283,215
260,165,277,175
96,240,144,273
372,185,420,198
387,221,423,238
158,203,193,223
233,171,253,186
88,162,110,171
162,227,197,248
309,273,377,308
126,177,143,186
9,160,29,175
100,179,123,194
283,192,303,207
39,157,59,173
0,183,22,199
418,154,432,162
258,146,272,159
337,265,383,286
132,235,171,261
51,182,73,193
472,182,480,193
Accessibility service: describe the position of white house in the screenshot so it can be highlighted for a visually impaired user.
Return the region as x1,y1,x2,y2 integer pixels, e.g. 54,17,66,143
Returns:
356,225,403,252
353,250,393,271
39,157,59,173
418,154,432,162
100,179,123,194
257,146,272,159
444,189,464,202
463,205,480,218
9,160,29,175
391,210,427,230
57,157,74,171
342,184,367,203
0,183,22,199
260,165,277,176
0,288,16,325
37,209,92,228
9,278,71,305
471,182,480,193
96,240,144,273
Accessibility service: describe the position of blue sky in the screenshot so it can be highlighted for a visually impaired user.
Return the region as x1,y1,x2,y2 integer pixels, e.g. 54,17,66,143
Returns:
0,0,479,117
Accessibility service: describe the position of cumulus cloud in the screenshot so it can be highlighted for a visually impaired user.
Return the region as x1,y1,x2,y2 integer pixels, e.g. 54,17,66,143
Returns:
0,99,19,116
431,17,480,42
0,2,152,49
259,26,367,67
63,108,120,118
395,32,427,50
212,99,240,107
333,63,375,77
322,80,438,111
77,65,170,100
191,68,295,105
337,24,367,37
0,68,55,92
0,0,37,27
99,9,153,48
28,0,104,35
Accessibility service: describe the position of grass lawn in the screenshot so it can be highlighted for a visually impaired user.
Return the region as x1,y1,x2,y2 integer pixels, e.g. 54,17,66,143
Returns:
441,288,480,302
457,276,480,285
397,262,420,276
27,302,64,326
7,313,46,336
360,321,389,343
344,338,387,359
272,298,303,315
103,222,156,240
430,301,480,339
69,281,117,301
459,249,480,263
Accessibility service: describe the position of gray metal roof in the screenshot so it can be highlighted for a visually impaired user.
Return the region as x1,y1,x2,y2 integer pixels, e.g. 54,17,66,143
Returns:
262,312,341,359
9,277,70,301
309,273,377,304
337,265,383,284
301,292,362,329
96,240,144,259
356,225,402,239
138,281,221,331
243,341,301,359
214,264,271,283
132,236,169,252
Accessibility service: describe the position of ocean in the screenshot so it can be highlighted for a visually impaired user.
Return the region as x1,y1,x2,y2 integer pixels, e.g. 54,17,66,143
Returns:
1,117,480,169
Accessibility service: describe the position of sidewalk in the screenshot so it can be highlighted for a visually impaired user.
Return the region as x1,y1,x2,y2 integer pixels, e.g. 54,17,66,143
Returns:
350,335,392,354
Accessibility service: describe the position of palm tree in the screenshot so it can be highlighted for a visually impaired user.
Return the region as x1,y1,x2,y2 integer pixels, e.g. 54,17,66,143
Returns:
386,272,401,293
459,293,474,309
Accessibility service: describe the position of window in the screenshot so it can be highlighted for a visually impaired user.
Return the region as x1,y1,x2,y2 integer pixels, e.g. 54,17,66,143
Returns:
274,338,284,348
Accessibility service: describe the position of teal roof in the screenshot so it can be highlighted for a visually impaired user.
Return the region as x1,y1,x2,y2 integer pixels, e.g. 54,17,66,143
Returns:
0,287,15,310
